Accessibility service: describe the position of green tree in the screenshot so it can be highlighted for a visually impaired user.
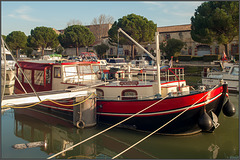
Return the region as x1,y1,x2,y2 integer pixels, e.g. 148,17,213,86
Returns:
6,31,27,58
191,1,239,57
21,47,33,57
160,39,186,60
58,25,95,56
1,35,6,42
94,43,109,59
28,26,59,57
108,13,157,59
54,46,64,54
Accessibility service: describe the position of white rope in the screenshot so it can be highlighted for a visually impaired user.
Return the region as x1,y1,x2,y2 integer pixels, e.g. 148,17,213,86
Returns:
112,85,219,159
47,95,169,159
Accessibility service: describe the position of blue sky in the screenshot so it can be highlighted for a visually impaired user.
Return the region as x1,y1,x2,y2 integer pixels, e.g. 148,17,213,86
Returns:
1,1,203,36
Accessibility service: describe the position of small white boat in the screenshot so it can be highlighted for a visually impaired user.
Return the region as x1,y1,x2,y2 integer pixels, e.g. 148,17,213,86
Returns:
1,40,16,95
202,64,239,92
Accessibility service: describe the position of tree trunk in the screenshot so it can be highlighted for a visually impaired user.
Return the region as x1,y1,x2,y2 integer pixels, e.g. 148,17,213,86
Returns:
76,47,79,56
41,46,44,57
131,44,135,60
224,44,229,58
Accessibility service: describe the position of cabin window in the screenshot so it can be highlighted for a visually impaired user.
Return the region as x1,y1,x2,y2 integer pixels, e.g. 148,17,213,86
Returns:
64,66,77,77
231,67,239,76
122,89,138,100
18,68,22,82
92,65,100,73
46,69,51,84
96,89,104,99
34,70,44,86
79,65,92,74
54,67,61,78
24,69,32,83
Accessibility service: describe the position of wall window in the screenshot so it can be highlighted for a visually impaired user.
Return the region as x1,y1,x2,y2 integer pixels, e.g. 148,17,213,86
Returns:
54,67,61,78
188,47,192,55
165,34,171,40
121,89,138,100
110,48,113,55
124,50,129,56
231,44,239,55
215,46,219,54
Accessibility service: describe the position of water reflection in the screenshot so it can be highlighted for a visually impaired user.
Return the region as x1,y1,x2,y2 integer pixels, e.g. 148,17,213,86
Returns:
13,108,156,159
5,92,238,159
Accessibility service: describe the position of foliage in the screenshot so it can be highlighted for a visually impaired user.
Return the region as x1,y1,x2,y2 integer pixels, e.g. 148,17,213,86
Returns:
108,14,157,59
54,46,64,54
1,35,6,42
109,14,157,45
177,55,192,61
191,56,203,61
6,31,27,58
191,1,239,56
203,54,221,61
67,19,82,26
28,26,59,56
21,47,33,57
94,43,109,59
160,38,186,59
58,25,95,56
91,14,114,25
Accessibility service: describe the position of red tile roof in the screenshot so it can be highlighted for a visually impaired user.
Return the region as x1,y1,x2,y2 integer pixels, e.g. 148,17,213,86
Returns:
157,24,191,33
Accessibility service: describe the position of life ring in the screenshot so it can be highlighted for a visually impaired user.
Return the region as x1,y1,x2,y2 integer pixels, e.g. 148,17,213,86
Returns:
76,120,85,129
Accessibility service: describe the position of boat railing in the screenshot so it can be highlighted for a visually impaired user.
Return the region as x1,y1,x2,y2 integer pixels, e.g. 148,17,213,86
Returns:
138,67,185,82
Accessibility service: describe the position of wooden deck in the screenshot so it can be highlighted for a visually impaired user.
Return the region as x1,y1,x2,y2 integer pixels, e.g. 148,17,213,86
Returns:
2,81,108,106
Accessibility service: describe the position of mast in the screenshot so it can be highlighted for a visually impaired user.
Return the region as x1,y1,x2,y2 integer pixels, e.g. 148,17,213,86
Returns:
155,32,161,97
118,28,156,61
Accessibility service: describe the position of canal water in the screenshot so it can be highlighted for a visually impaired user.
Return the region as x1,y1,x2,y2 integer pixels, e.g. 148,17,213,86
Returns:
1,93,239,159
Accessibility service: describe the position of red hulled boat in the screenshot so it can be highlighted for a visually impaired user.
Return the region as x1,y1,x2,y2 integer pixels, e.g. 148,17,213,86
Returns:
95,67,235,135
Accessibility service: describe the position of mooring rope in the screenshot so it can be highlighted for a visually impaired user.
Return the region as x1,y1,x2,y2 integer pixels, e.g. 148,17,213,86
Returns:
112,84,219,159
47,95,169,159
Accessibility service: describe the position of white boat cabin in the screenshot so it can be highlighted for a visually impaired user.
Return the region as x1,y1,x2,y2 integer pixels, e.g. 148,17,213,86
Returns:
15,60,101,93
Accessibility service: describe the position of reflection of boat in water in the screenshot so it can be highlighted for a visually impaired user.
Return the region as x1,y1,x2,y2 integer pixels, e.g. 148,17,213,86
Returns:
13,108,156,159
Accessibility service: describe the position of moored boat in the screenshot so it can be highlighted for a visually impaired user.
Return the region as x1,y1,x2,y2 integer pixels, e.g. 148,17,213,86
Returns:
95,69,235,135
202,64,239,92
95,29,235,135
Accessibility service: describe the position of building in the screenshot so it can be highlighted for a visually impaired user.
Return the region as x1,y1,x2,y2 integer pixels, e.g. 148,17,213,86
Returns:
53,24,238,59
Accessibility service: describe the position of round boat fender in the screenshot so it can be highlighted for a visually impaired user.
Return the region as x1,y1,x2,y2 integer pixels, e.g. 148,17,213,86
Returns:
97,71,101,79
115,73,119,79
122,72,125,79
76,120,85,129
198,111,213,131
222,100,236,117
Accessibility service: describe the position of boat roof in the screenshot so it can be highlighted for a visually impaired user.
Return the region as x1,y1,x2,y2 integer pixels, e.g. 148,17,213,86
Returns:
17,60,100,69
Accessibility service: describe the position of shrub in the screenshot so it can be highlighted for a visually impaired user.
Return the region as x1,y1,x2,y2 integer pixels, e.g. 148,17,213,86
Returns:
191,56,203,61
203,54,221,62
177,55,192,61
